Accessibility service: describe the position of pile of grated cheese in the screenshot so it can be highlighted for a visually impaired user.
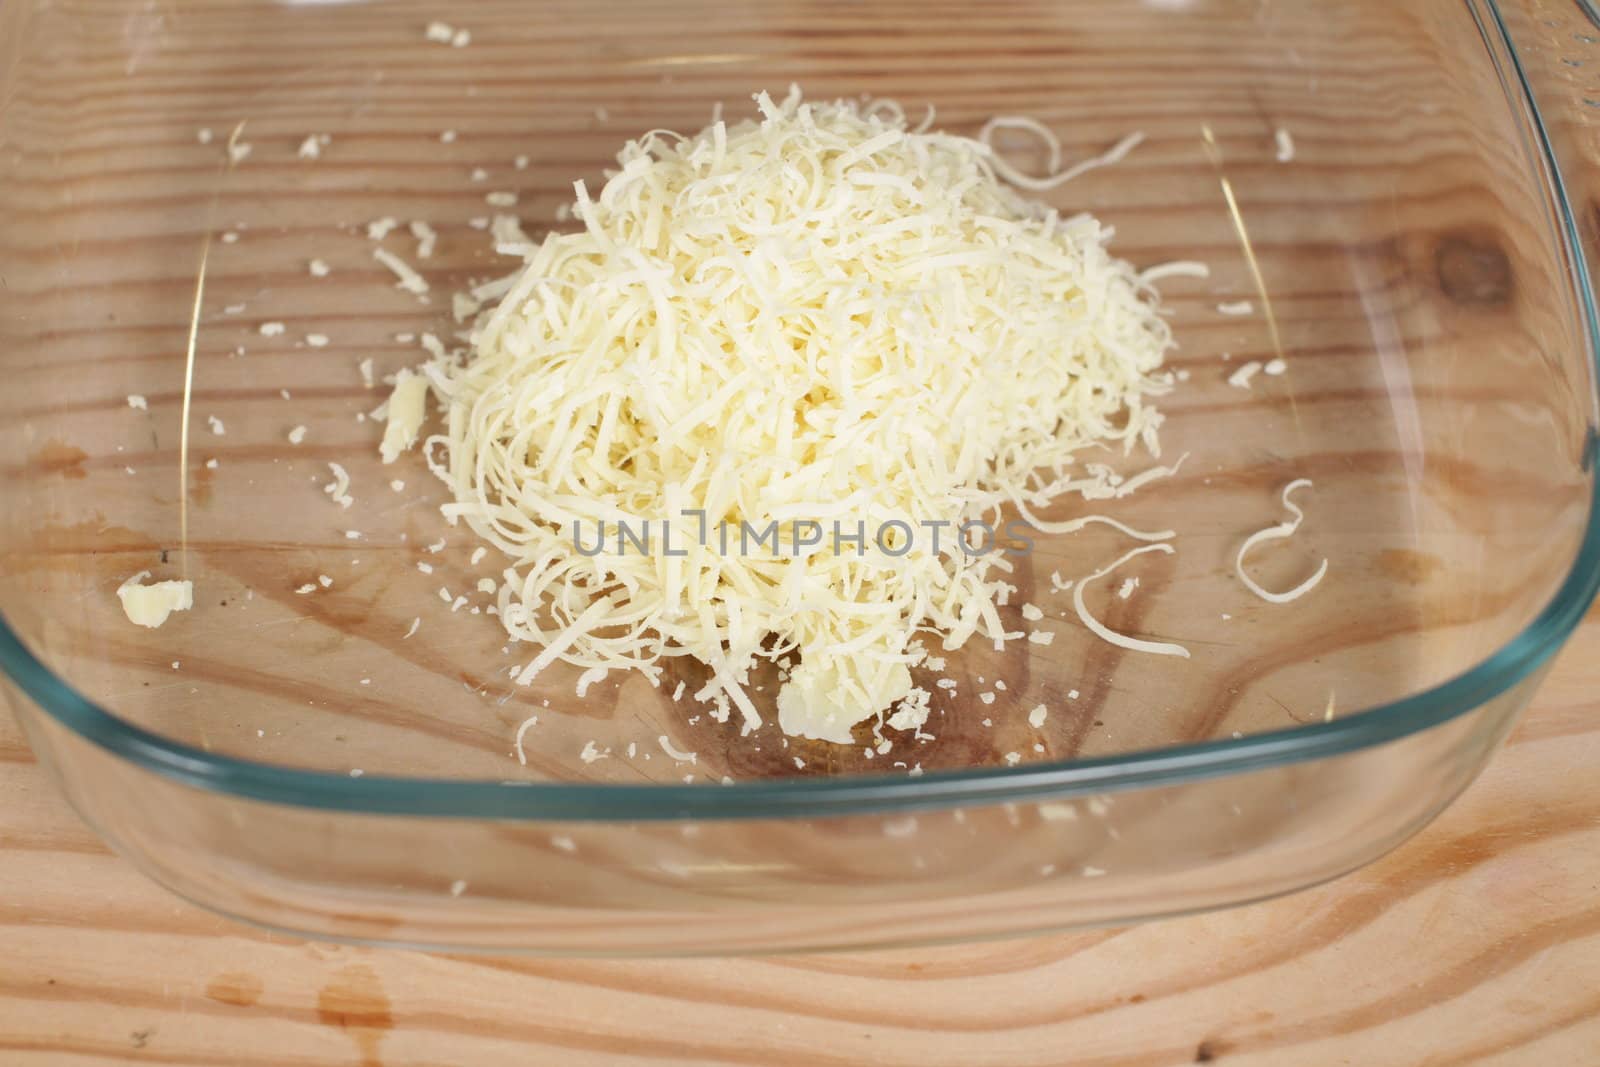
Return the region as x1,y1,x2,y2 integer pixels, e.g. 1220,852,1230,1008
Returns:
384,88,1186,744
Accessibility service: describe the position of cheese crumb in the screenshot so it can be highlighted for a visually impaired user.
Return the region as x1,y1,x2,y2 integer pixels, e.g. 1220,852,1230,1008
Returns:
259,322,285,337
1021,602,1043,621
358,358,376,389
117,572,194,628
424,20,453,42
207,415,226,436
287,425,307,445
297,135,323,160
309,258,331,278
1228,360,1264,389
1274,127,1295,162
1217,300,1255,316
367,216,400,241
305,334,330,348
1263,358,1288,376
1028,704,1048,728
127,394,148,410
409,220,438,259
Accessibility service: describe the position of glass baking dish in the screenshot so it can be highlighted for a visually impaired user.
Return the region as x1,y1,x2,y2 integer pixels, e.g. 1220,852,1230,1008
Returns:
1,0,1597,954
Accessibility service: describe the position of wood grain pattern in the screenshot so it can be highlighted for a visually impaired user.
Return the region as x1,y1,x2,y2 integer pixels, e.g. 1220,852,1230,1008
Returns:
3,0,1600,1058
0,624,1597,1066
0,0,1592,790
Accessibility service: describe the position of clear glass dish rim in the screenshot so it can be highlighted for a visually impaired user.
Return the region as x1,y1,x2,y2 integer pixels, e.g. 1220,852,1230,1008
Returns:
1,0,1595,822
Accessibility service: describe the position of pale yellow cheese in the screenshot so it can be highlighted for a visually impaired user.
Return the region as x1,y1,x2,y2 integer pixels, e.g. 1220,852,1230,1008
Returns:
397,88,1187,742
117,572,193,629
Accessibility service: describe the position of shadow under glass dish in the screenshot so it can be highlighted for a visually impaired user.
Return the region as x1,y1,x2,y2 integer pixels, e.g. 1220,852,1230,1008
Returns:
0,0,1595,953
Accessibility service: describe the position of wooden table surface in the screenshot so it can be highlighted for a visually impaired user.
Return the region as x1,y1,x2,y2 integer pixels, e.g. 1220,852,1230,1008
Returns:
1,613,1596,1066
3,0,1600,1062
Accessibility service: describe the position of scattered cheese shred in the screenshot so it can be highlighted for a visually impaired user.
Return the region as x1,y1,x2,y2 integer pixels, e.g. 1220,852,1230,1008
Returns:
514,714,538,765
374,248,429,295
409,220,438,259
1274,127,1295,163
127,395,147,410
117,572,194,628
1235,479,1328,603
977,117,1146,190
1217,300,1254,316
379,369,429,463
657,735,697,763
1228,361,1264,389
1072,544,1190,658
324,462,353,508
397,88,1188,743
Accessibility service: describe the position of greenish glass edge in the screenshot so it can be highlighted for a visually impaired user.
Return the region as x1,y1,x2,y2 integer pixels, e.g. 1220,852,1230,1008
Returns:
2,0,1597,823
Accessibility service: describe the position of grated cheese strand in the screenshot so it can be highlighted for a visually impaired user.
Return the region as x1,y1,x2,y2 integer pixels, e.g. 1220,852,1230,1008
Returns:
1235,479,1328,604
1071,543,1190,658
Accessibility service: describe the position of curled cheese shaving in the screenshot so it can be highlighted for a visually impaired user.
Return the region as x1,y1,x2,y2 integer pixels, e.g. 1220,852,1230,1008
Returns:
1072,543,1190,658
978,117,1147,191
1235,479,1328,603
